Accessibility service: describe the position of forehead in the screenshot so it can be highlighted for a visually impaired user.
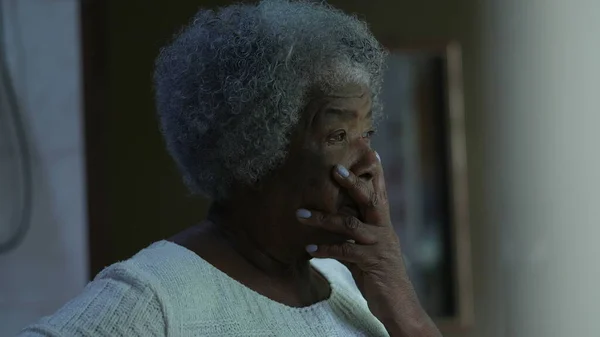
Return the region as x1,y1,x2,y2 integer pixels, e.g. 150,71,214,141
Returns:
308,83,372,120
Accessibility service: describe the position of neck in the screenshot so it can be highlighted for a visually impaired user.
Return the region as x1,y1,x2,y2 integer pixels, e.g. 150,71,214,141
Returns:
206,202,312,282
185,195,331,307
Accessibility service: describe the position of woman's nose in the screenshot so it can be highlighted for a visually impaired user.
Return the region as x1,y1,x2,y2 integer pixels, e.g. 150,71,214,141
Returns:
351,149,378,182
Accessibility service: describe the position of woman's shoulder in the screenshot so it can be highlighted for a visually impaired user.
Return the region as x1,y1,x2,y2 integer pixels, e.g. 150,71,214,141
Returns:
100,240,227,317
17,244,178,336
111,240,200,274
105,240,218,294
17,242,222,336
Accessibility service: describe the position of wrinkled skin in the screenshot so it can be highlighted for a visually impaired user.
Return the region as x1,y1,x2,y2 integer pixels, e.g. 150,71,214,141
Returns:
170,83,439,336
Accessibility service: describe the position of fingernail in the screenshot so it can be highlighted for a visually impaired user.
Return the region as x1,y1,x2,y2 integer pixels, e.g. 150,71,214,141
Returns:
306,244,318,253
336,165,350,178
296,209,312,219
375,151,381,162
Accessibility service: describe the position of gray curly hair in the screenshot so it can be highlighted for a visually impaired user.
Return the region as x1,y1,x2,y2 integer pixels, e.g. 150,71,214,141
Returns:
154,0,387,200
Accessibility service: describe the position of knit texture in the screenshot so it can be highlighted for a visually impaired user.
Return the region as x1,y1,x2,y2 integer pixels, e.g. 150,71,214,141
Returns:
18,241,389,336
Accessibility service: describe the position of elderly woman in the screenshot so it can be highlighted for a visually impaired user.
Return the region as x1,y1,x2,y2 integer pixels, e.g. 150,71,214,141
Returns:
20,1,440,336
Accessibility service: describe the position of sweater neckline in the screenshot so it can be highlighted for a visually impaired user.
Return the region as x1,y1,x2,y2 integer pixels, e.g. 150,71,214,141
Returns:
157,240,341,313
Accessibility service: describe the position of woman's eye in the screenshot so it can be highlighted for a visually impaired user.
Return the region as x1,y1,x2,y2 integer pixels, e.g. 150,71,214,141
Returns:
362,130,376,139
328,131,346,143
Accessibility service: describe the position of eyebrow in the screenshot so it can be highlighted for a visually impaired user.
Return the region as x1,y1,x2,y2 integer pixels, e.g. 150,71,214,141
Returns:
325,108,373,119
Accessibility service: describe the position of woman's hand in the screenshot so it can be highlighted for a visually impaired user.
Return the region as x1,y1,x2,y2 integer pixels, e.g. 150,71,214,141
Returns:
296,153,441,337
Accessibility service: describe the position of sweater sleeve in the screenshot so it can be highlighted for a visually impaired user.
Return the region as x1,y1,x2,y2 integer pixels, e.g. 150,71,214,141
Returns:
16,264,168,337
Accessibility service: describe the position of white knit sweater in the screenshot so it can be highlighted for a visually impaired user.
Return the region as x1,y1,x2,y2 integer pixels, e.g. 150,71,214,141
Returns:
18,241,389,336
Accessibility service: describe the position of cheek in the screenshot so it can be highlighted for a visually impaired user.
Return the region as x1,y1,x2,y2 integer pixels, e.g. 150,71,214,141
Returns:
295,148,342,210
279,149,328,194
300,152,331,189
303,175,337,211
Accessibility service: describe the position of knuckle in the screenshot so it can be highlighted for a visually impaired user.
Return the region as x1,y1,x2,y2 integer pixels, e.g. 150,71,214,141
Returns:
340,243,353,257
344,216,361,230
369,191,380,208
316,212,328,224
364,258,382,271
351,179,363,192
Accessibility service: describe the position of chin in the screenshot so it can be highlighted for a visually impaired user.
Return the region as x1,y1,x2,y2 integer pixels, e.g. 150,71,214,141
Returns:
306,228,349,246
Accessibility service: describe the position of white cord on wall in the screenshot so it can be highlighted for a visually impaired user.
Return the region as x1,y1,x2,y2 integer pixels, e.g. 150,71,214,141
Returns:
0,0,33,254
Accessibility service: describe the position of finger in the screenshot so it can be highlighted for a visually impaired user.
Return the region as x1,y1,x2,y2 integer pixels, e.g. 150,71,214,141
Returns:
333,152,389,225
305,242,370,264
332,164,372,208
360,150,391,226
372,151,388,200
296,209,377,244
369,151,390,224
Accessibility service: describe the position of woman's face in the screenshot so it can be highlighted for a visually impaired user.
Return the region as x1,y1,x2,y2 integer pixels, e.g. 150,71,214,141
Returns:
265,83,379,247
